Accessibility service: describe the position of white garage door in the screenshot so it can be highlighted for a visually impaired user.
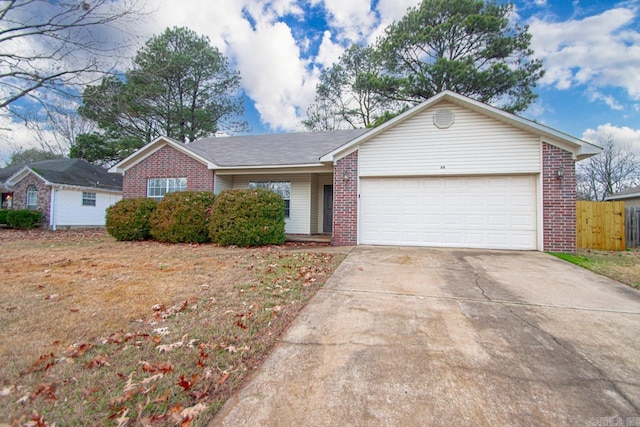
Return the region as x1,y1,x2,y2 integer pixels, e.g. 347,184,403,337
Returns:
359,176,537,250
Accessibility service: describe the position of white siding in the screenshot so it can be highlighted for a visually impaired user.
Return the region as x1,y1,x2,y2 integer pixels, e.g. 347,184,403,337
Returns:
317,174,333,233
53,189,122,227
359,102,541,177
232,174,311,234
214,174,232,194
310,174,319,234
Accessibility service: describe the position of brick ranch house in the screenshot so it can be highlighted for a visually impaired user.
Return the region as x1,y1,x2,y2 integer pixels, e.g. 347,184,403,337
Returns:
110,91,601,253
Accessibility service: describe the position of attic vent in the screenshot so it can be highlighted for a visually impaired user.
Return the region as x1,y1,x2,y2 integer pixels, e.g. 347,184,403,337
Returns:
433,108,455,129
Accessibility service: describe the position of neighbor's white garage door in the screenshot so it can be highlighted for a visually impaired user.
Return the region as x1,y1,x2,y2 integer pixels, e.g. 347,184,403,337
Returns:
359,176,537,250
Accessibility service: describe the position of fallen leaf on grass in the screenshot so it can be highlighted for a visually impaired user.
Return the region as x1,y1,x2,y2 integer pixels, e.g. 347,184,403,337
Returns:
114,408,129,427
123,372,138,393
85,355,110,369
21,353,56,375
170,403,208,426
225,345,249,354
141,373,164,385
177,374,199,391
30,383,57,402
153,327,170,336
140,361,173,373
215,371,230,391
64,343,93,358
1,385,15,396
156,334,187,352
181,403,208,423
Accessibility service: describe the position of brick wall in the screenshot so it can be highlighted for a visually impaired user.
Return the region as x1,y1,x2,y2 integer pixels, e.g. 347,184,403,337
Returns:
11,172,51,227
122,145,214,198
542,142,576,253
333,151,358,246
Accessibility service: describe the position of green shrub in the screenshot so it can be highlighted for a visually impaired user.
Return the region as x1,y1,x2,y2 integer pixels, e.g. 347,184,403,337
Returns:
106,198,158,241
150,191,216,243
209,189,285,247
6,209,42,229
0,209,7,224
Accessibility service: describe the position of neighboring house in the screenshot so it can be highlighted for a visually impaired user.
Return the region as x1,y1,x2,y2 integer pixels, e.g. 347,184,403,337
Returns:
605,186,640,207
1,158,123,229
110,91,601,253
1,164,21,209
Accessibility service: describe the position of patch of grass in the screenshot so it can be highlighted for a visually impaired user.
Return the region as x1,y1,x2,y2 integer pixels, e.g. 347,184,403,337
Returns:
549,249,640,289
0,229,345,425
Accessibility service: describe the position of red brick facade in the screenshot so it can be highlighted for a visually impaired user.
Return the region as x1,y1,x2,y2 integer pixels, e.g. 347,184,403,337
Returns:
542,142,577,253
332,151,358,246
11,172,50,227
122,145,214,198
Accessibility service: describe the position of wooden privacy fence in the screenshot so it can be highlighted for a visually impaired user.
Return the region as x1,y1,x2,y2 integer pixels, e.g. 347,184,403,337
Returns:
576,201,626,251
627,206,640,248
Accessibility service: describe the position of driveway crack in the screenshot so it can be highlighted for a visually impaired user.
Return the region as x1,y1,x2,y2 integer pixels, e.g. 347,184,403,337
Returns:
507,307,640,413
473,270,491,301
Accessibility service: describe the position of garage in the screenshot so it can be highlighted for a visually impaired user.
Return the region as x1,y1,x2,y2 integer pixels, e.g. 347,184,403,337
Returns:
359,175,537,250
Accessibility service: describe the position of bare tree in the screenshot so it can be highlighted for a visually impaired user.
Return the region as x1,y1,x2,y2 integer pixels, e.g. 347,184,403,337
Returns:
576,134,640,201
23,107,96,156
0,0,145,112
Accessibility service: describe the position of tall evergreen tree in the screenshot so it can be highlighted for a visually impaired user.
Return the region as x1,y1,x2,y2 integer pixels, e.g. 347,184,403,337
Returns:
377,0,543,113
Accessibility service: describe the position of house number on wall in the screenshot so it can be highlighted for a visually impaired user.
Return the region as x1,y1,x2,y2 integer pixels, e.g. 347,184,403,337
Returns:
440,166,446,169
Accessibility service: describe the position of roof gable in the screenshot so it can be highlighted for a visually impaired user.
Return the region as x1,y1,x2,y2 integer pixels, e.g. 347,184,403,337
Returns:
321,91,601,162
109,136,215,174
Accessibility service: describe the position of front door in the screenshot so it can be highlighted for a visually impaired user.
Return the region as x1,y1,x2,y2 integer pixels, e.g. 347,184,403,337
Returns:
323,185,333,233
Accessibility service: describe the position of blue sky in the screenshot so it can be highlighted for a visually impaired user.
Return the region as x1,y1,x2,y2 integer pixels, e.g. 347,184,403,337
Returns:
146,0,639,149
1,0,640,162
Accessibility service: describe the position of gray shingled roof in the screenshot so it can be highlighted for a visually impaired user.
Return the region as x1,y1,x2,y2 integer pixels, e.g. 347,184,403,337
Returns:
186,129,370,167
2,159,122,191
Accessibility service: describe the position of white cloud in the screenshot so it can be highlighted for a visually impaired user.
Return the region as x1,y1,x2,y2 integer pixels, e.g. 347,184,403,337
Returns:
529,7,640,99
368,0,421,43
587,91,624,110
315,31,344,69
318,0,377,42
582,123,640,153
230,20,318,130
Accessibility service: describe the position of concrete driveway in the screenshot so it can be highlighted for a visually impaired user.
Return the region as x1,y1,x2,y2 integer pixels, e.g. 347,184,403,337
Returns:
211,246,640,426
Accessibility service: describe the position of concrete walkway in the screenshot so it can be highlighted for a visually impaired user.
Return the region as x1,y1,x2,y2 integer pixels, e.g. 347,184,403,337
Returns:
211,246,640,426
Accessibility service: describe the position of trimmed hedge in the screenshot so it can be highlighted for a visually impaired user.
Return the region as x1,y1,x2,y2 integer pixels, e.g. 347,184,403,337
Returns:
150,191,216,243
209,189,285,247
0,209,7,225
106,198,158,241
6,209,42,229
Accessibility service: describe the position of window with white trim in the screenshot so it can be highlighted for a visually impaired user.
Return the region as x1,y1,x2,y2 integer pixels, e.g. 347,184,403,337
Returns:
26,185,37,210
147,178,187,200
82,192,96,206
249,181,291,218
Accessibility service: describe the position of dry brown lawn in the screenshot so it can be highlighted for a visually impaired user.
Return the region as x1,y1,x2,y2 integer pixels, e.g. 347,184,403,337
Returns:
0,229,345,426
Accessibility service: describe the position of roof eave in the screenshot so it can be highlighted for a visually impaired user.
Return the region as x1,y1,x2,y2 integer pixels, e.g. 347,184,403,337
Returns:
213,162,329,170
52,183,123,193
605,192,640,201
